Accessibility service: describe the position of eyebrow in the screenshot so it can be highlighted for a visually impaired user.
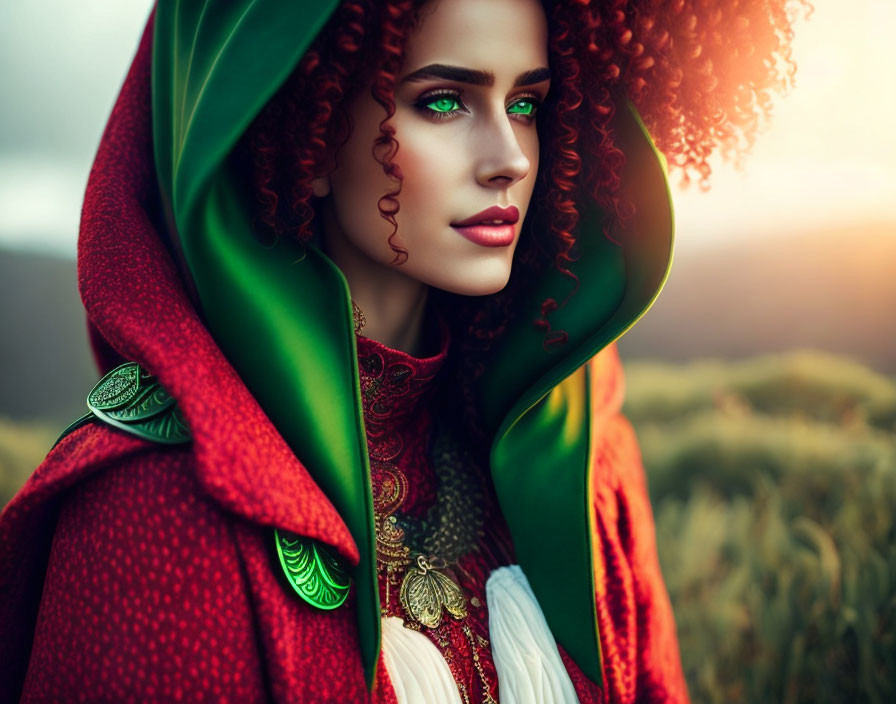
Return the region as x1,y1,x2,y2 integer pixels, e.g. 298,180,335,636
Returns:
400,64,551,88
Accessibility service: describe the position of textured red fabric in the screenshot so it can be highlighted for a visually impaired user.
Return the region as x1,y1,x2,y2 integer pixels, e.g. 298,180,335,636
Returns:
0,11,688,704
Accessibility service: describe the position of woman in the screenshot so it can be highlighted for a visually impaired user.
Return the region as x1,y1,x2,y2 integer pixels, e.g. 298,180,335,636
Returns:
0,0,804,701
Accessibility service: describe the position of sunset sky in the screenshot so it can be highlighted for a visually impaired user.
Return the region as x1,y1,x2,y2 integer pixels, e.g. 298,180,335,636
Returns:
0,0,893,256
672,0,896,251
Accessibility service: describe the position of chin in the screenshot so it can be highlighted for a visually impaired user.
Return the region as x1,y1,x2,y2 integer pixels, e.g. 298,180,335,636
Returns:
425,262,513,297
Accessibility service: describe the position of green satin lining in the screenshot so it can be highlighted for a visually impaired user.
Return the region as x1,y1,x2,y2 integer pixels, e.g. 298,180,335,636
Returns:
492,365,602,682
197,174,379,680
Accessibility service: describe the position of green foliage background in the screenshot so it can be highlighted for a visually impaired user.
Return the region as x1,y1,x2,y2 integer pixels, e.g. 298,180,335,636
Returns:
624,352,896,703
2,351,894,702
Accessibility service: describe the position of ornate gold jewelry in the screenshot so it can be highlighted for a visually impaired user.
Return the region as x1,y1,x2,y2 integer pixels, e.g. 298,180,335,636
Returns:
374,430,485,627
371,426,496,700
352,299,366,335
358,328,499,702
399,555,468,629
372,464,411,610
463,622,497,704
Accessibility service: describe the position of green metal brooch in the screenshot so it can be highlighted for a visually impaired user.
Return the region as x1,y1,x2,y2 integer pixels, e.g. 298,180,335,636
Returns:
85,362,191,444
275,530,351,610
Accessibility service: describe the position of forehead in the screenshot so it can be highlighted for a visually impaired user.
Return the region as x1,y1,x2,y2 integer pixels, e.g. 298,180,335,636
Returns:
403,0,549,76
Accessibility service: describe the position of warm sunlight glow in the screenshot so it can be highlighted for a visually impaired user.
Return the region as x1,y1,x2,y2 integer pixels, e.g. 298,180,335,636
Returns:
673,0,896,250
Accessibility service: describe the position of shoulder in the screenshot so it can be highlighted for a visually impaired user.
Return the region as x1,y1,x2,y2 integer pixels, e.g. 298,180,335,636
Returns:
0,400,204,598
3,358,213,572
0,416,215,702
587,342,626,424
587,343,645,493
43,422,238,612
3,358,196,531
1,418,268,702
1,417,183,550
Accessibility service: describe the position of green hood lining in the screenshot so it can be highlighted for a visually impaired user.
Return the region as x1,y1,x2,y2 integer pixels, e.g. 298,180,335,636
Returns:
151,0,673,688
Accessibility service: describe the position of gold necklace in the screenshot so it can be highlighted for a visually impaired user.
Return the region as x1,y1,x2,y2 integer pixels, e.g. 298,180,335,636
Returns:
375,429,485,624
373,429,497,703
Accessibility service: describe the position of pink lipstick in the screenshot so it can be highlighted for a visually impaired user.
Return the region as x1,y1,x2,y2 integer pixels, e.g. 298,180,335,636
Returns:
451,205,519,247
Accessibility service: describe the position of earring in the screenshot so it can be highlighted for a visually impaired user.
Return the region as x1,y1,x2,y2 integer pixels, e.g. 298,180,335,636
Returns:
352,300,366,336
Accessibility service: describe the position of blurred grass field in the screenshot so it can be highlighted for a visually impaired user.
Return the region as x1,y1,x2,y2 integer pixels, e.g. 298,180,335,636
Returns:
624,351,896,703
2,350,894,702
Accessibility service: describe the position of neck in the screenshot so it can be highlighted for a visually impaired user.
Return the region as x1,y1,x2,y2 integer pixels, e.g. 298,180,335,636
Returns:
320,207,429,355
353,282,429,355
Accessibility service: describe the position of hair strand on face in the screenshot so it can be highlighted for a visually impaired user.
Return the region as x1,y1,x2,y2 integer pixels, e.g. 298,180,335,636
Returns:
369,0,417,265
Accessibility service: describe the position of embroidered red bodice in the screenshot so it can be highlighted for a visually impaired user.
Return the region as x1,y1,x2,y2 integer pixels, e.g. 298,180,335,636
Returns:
356,330,515,704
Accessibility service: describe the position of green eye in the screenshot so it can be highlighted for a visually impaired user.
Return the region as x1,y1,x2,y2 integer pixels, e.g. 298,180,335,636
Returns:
508,99,537,117
426,96,462,113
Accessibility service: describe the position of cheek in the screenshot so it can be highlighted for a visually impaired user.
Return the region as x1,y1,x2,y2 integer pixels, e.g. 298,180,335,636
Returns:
393,128,460,215
522,124,540,173
327,131,397,257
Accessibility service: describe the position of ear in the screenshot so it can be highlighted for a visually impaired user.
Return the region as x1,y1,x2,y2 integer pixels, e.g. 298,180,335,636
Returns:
311,174,331,198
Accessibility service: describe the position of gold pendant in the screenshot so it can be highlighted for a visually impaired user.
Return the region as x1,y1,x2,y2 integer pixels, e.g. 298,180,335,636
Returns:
399,555,468,628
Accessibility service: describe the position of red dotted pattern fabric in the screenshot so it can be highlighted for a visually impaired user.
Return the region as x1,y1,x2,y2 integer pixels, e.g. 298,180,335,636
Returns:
0,11,688,704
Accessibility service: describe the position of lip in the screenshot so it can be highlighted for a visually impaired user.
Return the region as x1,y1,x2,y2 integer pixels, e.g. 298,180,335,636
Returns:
452,223,516,247
452,205,519,227
451,205,519,248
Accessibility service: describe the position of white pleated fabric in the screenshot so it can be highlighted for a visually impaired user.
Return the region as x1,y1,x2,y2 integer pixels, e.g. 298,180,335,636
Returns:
380,615,463,704
486,565,580,704
380,565,579,704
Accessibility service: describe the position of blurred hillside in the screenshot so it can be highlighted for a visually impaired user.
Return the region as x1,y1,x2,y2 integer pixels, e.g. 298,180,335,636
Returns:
619,223,896,373
0,249,96,424
623,352,896,703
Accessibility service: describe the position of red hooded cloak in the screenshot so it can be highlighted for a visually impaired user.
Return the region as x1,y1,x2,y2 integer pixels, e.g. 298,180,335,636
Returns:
0,14,687,704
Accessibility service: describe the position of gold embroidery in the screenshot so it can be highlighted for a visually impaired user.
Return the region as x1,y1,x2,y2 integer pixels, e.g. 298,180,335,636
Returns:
359,341,496,701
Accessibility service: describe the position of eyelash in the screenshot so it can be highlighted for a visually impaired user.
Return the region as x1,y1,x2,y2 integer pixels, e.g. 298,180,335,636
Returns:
414,90,541,122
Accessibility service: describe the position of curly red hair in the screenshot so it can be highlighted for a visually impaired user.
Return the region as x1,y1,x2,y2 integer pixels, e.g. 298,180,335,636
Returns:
238,0,809,437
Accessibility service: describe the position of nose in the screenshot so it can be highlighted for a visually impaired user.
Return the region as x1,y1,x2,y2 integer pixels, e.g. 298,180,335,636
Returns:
474,112,533,189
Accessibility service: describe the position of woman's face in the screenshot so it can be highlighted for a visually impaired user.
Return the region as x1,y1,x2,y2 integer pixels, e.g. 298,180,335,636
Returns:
316,0,550,297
